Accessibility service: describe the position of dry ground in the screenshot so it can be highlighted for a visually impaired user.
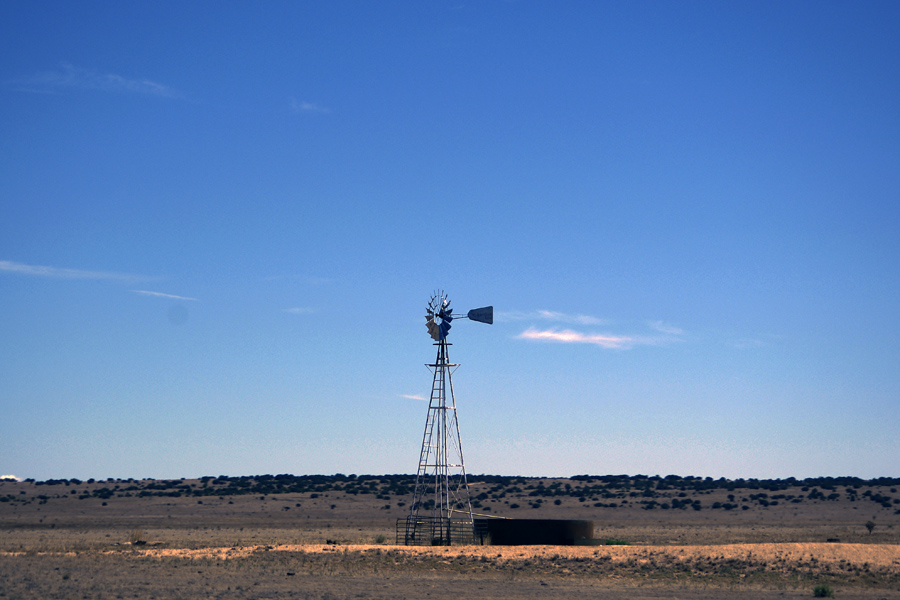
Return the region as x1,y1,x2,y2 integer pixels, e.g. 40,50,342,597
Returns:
3,542,900,599
2,476,899,598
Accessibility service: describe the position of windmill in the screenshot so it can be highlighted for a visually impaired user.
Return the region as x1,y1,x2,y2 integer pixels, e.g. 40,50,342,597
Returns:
403,291,492,546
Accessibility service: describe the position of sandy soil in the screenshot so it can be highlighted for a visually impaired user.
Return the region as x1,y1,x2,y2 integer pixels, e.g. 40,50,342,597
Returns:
134,541,900,570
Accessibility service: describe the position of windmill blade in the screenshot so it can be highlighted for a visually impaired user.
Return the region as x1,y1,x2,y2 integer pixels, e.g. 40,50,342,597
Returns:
466,306,493,324
439,319,452,340
426,319,440,341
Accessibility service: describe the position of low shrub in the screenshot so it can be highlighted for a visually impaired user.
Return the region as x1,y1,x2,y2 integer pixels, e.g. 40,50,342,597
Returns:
129,529,147,545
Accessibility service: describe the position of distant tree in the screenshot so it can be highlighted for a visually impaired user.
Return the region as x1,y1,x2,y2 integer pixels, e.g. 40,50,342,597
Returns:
865,520,876,534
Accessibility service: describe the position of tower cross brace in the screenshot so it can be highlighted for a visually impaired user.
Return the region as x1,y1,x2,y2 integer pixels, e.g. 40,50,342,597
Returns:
405,338,474,545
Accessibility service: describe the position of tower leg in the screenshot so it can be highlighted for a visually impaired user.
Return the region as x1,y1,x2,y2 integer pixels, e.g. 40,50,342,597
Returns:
406,340,474,545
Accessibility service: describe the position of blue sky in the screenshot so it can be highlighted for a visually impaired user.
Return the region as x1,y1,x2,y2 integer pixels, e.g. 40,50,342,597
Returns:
2,1,898,481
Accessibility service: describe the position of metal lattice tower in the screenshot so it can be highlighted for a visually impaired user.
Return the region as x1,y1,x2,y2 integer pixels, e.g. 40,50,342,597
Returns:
403,291,492,546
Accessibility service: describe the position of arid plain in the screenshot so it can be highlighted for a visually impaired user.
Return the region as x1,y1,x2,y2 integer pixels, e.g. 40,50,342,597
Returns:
2,474,899,599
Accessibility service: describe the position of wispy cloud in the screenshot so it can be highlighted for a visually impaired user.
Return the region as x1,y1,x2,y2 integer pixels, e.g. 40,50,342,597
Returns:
518,328,633,349
0,475,21,482
496,310,604,325
284,307,314,315
649,320,683,335
291,98,329,113
516,315,686,351
0,260,150,283
401,394,427,401
132,290,198,301
6,63,185,98
537,310,604,325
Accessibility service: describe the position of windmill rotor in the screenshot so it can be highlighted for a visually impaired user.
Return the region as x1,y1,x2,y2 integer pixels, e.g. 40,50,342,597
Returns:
425,291,453,341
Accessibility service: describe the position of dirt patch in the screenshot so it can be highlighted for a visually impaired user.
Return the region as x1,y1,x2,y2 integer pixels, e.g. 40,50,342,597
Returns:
131,542,900,571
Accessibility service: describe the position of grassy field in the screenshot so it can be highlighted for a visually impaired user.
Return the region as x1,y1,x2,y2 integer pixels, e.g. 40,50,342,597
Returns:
2,474,899,599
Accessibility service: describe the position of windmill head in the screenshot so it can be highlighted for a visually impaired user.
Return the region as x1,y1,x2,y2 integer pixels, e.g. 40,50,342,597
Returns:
425,293,492,341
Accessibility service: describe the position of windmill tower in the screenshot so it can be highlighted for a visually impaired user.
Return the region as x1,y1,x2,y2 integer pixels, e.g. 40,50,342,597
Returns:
403,291,492,546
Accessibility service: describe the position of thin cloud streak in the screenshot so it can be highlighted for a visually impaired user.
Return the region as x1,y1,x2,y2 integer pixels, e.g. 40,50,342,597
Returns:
132,290,198,301
7,63,185,98
401,394,427,401
497,310,604,325
291,98,329,113
0,260,151,282
537,310,603,325
649,320,683,335
518,328,633,349
284,307,314,315
518,319,686,350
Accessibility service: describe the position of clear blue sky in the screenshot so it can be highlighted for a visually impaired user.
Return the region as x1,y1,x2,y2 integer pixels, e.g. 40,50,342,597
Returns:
2,1,898,481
